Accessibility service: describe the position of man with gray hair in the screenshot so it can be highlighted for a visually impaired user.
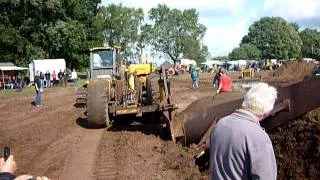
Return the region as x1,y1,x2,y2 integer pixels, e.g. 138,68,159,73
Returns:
210,82,278,180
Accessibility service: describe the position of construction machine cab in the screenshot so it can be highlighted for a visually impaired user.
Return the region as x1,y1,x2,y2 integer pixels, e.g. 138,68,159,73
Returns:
89,46,121,80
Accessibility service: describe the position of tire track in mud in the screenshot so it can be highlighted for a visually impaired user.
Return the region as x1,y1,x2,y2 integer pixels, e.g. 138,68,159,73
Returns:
93,131,118,180
59,128,105,180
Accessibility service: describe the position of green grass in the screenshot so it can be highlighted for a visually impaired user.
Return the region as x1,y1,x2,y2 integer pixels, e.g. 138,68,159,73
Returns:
0,85,35,97
77,71,88,87
77,78,88,87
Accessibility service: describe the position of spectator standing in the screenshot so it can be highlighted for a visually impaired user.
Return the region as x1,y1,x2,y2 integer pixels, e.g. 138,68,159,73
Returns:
216,69,232,94
191,68,199,89
16,75,22,92
39,71,45,89
52,70,57,87
71,69,78,87
210,83,278,180
45,70,51,88
213,68,221,87
58,70,63,87
63,69,68,87
34,71,42,107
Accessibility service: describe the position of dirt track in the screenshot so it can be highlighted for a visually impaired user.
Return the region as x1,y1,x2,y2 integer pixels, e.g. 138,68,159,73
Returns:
1,65,319,179
0,79,210,179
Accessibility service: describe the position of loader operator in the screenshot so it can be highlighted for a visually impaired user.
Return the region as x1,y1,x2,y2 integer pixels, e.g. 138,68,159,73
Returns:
210,83,278,180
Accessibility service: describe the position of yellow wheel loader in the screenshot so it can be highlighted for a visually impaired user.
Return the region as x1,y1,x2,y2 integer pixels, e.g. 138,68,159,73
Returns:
76,46,176,128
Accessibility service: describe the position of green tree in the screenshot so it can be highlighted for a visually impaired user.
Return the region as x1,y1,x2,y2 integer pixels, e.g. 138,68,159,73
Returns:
182,37,210,64
300,28,320,60
229,44,261,60
99,4,144,59
144,4,206,64
0,0,102,70
46,20,88,69
241,17,302,60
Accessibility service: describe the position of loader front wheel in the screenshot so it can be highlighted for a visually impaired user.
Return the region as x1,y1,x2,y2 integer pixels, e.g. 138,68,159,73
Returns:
87,80,110,127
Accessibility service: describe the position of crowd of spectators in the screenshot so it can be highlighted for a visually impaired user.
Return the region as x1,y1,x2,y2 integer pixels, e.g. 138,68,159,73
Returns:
37,69,77,88
3,75,23,91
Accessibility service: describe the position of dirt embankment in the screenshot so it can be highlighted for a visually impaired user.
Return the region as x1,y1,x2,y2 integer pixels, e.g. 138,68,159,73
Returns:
264,60,316,87
264,61,320,179
269,107,320,179
102,125,205,180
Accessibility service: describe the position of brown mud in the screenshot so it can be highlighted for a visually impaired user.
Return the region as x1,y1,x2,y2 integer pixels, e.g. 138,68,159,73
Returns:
0,62,319,179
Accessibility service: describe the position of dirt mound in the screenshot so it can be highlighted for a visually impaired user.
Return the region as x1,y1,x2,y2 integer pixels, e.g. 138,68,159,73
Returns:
268,107,320,179
107,126,204,180
265,61,316,87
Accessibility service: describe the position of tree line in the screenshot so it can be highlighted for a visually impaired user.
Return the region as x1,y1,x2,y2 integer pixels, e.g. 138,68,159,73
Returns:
2,2,319,69
229,17,320,61
0,1,209,70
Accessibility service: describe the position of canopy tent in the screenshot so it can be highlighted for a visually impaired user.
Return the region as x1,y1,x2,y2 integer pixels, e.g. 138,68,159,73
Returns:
201,60,224,67
0,66,28,71
0,65,28,90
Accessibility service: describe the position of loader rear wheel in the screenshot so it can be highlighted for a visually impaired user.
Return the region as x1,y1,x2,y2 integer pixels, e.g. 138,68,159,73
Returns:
146,74,161,105
87,80,110,127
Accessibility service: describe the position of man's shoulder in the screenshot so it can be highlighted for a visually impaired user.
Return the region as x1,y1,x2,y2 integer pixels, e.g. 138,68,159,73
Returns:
216,113,263,135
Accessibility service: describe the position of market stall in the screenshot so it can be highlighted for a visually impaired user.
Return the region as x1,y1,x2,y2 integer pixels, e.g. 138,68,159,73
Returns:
0,64,28,90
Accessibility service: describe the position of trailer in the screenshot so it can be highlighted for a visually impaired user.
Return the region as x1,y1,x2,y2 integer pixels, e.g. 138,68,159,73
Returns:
29,59,66,82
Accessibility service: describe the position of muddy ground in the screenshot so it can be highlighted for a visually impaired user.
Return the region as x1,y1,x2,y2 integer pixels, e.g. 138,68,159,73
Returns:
0,78,212,180
0,64,319,179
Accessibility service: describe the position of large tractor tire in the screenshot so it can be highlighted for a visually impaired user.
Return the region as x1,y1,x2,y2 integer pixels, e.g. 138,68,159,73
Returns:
86,80,110,127
146,74,161,105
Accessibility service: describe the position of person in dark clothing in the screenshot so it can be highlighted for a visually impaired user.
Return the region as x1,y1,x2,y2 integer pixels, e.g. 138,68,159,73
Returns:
16,75,22,92
62,69,68,87
213,68,221,87
45,70,50,88
34,71,41,107
58,70,63,87
39,72,44,89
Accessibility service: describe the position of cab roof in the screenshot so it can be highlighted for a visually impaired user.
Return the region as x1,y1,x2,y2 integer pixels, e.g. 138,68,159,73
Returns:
89,46,121,52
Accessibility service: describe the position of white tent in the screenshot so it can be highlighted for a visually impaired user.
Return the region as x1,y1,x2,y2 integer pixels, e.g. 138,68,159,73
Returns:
0,66,28,90
201,60,223,67
180,59,197,66
0,66,28,71
29,59,66,82
227,60,247,66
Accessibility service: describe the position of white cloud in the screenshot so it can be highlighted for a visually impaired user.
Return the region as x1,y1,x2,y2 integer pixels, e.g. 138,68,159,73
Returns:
99,0,320,58
263,0,320,20
103,0,245,13
102,0,248,57
204,19,250,56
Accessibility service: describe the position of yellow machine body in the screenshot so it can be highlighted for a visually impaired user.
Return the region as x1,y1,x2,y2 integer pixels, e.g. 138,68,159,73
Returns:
241,68,255,79
127,63,156,92
128,64,156,75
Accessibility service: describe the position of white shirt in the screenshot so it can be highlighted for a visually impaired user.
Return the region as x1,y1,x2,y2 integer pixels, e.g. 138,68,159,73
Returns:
71,71,78,79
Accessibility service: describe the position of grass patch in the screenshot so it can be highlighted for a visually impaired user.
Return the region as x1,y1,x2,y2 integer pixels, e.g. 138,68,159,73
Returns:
77,72,88,87
0,85,35,97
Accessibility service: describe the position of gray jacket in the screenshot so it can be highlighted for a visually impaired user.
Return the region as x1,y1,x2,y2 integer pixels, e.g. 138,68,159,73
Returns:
210,110,277,180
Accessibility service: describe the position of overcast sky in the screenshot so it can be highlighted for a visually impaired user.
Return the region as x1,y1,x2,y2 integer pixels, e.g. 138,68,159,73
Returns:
102,0,320,58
